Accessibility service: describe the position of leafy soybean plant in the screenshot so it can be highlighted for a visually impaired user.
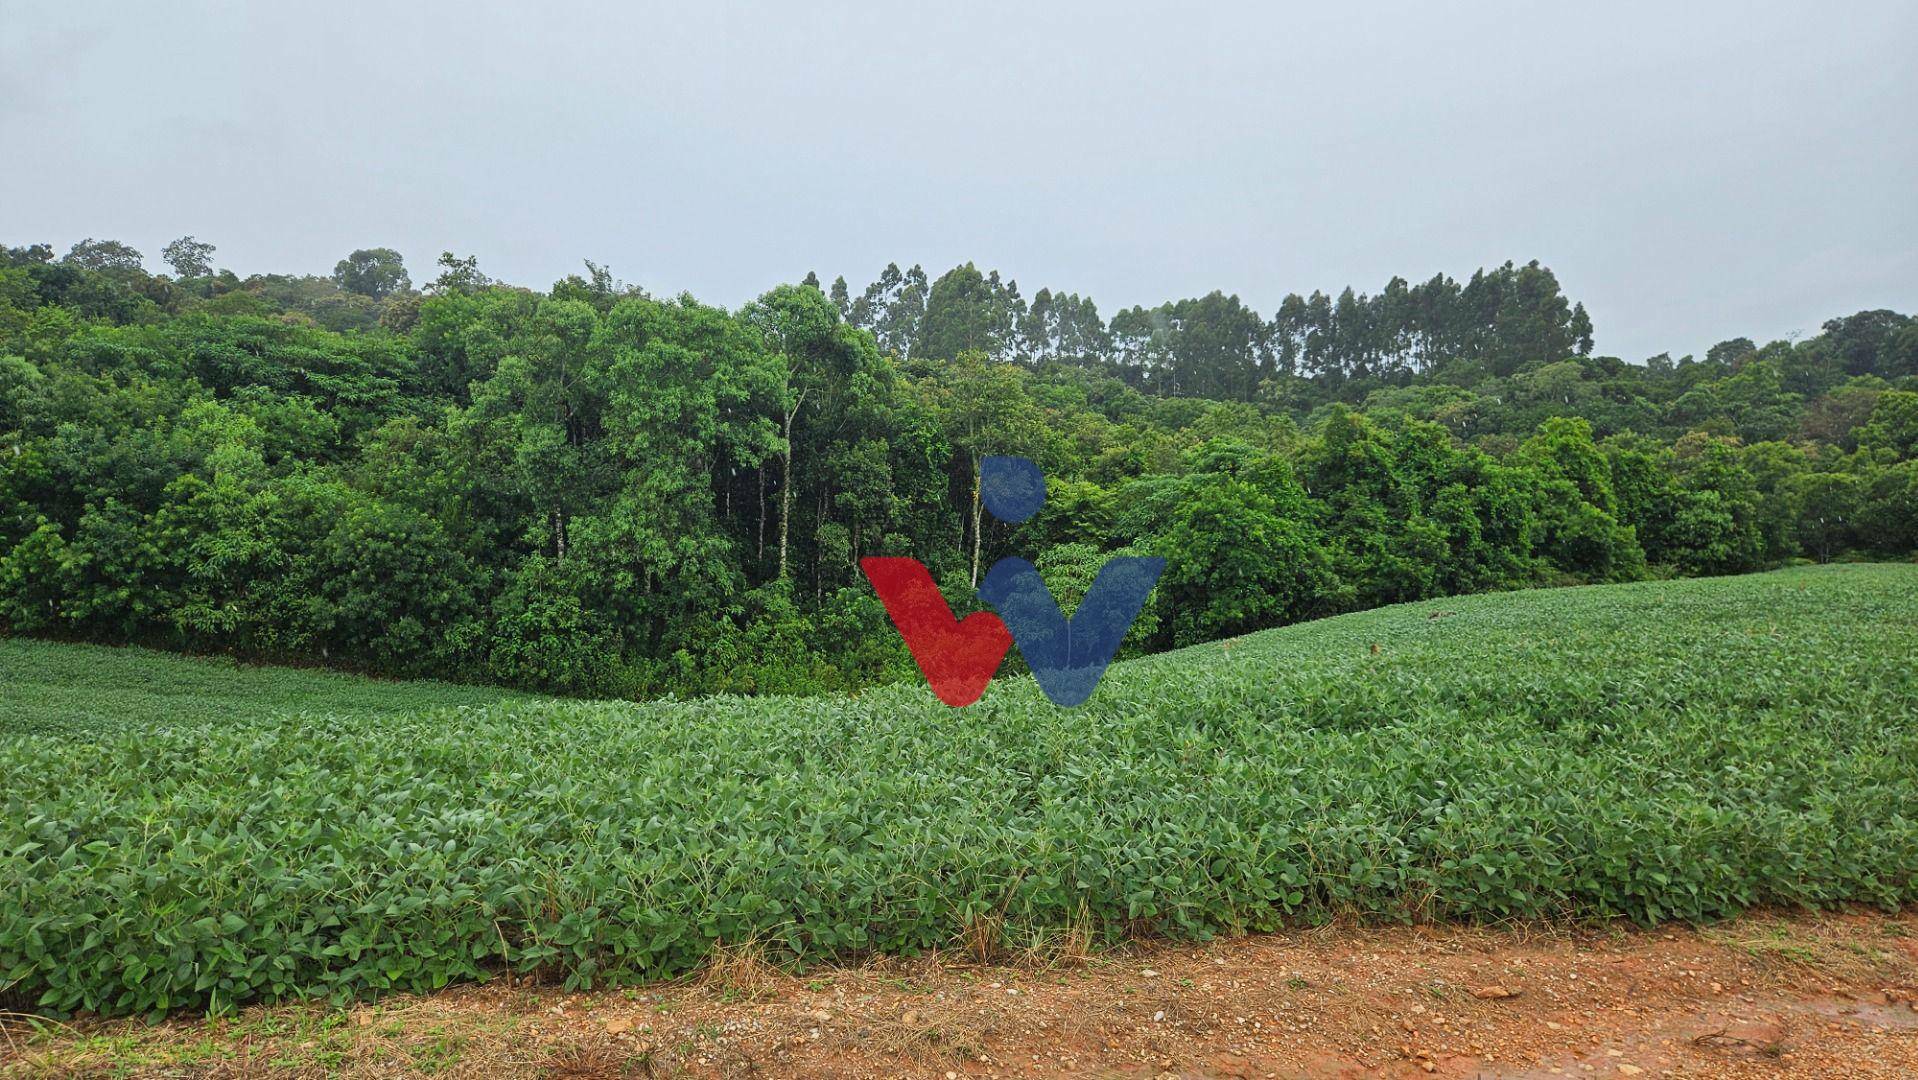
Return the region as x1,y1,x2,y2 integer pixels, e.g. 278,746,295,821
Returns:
3,564,1916,1018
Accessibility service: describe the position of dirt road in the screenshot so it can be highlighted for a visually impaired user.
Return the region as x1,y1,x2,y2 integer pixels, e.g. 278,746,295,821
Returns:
7,911,1916,1077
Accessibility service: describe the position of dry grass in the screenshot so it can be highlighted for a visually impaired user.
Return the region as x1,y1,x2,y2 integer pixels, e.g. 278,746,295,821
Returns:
1702,913,1912,982
695,938,790,1004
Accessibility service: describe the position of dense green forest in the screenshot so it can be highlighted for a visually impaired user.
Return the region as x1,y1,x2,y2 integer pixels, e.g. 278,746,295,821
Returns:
3,238,1915,697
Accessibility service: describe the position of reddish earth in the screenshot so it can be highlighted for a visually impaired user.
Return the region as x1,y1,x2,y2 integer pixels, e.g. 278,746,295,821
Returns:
5,910,1917,1077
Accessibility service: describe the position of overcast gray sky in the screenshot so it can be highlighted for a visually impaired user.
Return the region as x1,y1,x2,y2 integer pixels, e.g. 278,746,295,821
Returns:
3,0,1913,362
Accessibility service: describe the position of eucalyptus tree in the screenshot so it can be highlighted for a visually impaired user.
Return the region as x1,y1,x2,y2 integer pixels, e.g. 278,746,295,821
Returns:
162,236,216,279
740,284,887,582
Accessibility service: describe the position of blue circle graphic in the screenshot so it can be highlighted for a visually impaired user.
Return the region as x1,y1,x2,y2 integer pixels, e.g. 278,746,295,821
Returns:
981,455,1046,523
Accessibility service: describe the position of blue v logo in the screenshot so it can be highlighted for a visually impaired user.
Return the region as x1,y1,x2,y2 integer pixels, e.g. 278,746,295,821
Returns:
863,455,1163,707
978,553,1164,706
976,456,1163,706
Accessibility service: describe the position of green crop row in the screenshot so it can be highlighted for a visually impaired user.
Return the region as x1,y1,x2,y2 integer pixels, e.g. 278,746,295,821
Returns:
4,564,1917,1019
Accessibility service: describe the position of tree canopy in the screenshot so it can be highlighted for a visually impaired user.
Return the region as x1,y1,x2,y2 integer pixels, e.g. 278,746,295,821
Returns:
3,239,1914,697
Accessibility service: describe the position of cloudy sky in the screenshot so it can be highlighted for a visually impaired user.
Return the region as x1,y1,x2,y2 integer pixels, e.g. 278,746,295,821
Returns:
4,0,1912,361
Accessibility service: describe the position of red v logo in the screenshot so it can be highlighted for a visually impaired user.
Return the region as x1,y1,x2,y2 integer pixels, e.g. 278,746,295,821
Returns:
860,557,1011,706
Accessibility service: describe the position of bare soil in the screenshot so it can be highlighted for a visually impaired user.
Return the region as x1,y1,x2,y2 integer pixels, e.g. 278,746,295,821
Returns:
6,911,1917,1078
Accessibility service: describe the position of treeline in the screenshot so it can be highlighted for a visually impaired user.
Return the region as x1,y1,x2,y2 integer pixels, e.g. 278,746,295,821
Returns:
823,258,1595,400
2,238,1915,697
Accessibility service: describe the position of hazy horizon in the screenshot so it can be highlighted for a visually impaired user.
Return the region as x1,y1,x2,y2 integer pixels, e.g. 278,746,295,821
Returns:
4,0,1913,363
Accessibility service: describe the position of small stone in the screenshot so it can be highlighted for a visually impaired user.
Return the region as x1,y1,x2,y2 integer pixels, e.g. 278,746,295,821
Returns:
1141,969,1160,978
1617,1066,1644,1077
1470,985,1520,1000
603,1017,633,1035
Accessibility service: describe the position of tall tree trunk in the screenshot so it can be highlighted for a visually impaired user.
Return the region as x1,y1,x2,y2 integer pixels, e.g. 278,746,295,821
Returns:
959,474,970,579
969,454,984,588
778,411,794,580
756,466,765,560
